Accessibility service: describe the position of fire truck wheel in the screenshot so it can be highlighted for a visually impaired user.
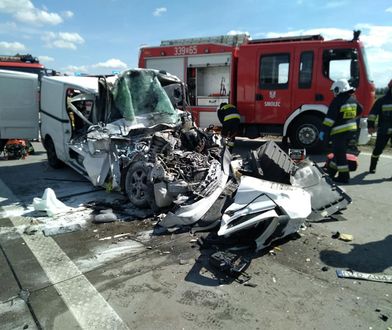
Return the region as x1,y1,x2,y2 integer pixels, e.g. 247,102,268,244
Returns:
44,136,63,168
289,115,324,153
125,161,154,208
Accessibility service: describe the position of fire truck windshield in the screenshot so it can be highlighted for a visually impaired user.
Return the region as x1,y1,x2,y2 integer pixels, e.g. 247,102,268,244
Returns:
360,46,373,83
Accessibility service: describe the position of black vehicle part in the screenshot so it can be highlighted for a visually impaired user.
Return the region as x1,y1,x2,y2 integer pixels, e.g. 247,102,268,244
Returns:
289,114,324,153
209,251,251,283
125,161,154,208
291,160,352,221
44,136,63,168
242,141,295,184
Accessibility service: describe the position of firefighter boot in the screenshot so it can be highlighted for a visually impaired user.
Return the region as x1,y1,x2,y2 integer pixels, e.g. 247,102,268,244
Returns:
334,171,350,184
369,156,378,174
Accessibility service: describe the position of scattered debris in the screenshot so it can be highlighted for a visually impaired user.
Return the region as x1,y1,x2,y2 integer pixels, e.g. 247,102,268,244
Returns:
92,211,118,224
209,251,251,283
32,188,71,216
43,223,82,237
331,232,353,241
244,282,258,288
23,225,39,235
338,233,353,242
336,269,392,283
379,314,389,322
332,232,340,239
321,266,329,272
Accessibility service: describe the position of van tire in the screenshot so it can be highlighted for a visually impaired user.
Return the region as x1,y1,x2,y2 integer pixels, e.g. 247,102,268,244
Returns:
125,161,154,208
44,136,63,168
289,114,324,153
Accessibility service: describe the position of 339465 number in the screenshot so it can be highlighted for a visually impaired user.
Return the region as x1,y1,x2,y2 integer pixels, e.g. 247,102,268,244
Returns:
174,46,197,56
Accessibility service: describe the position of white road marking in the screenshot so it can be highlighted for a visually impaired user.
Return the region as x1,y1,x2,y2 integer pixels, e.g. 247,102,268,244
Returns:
0,179,129,330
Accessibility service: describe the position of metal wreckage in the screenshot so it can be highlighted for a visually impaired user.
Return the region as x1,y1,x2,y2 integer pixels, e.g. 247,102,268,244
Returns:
62,69,351,274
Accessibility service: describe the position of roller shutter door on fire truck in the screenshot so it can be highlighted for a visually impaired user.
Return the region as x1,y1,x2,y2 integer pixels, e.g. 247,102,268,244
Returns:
145,58,185,81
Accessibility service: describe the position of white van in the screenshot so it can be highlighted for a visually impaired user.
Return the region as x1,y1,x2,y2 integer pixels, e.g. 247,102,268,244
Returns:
0,70,39,141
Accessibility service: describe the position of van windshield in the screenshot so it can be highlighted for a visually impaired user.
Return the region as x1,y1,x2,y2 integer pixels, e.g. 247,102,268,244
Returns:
111,70,179,126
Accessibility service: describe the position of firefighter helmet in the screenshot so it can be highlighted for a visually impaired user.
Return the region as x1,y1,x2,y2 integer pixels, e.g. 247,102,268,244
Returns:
330,79,354,96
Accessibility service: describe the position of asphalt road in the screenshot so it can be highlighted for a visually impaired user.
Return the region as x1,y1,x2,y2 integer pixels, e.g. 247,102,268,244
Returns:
0,141,391,330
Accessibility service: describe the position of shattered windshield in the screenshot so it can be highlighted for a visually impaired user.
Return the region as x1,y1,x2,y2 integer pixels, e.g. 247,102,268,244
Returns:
111,70,180,126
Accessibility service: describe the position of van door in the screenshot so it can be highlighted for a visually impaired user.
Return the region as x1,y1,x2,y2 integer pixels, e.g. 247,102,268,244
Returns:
0,71,39,139
40,78,72,162
254,48,293,125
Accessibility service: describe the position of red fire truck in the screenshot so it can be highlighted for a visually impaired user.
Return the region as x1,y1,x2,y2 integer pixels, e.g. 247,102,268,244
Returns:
0,54,47,78
139,32,375,152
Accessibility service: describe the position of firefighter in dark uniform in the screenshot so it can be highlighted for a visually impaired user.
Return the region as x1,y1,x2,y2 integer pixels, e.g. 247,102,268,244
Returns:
217,103,240,152
368,79,392,173
319,79,363,183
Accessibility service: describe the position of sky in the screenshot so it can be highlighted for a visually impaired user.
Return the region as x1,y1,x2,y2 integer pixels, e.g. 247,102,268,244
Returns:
0,0,391,87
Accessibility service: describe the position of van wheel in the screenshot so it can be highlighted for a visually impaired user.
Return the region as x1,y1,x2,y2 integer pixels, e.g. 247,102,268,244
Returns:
45,137,63,168
125,161,154,208
289,115,324,153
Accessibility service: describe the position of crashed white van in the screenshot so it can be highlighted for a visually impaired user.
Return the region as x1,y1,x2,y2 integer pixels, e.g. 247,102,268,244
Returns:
39,69,211,205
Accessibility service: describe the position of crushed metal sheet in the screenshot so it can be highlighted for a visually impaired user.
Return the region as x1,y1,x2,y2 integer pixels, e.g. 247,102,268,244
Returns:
336,269,392,283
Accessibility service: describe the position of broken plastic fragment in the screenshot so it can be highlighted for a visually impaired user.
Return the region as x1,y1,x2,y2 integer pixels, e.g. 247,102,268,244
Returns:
32,188,70,216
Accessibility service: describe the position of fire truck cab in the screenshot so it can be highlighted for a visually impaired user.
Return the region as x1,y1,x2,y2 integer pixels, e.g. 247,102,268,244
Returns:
139,32,375,152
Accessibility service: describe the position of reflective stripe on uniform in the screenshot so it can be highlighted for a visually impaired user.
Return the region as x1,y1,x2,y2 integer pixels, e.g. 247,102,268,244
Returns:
224,113,241,121
382,104,392,112
329,161,337,169
330,122,357,135
368,114,377,122
323,118,335,127
371,154,380,159
340,103,357,119
337,165,349,173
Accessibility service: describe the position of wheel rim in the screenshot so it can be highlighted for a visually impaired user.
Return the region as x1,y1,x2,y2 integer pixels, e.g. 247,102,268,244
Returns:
128,168,149,204
298,124,317,146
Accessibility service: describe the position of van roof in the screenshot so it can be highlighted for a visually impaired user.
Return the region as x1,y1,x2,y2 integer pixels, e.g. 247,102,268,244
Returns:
0,69,38,79
43,76,99,93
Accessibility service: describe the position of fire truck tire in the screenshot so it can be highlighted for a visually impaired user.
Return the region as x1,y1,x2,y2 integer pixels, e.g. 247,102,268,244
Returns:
125,161,154,208
289,115,324,153
44,136,63,168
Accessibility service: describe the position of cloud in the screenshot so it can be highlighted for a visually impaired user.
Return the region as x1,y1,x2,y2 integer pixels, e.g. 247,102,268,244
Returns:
62,10,74,18
386,6,392,13
92,58,128,69
153,7,167,16
63,65,89,76
323,1,345,9
227,30,250,36
261,27,353,40
42,32,85,50
38,55,54,62
0,0,66,25
355,24,392,48
0,41,26,53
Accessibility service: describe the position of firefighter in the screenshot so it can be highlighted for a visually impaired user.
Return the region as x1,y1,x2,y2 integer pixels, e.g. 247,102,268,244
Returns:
319,79,363,183
217,103,240,152
367,79,392,173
